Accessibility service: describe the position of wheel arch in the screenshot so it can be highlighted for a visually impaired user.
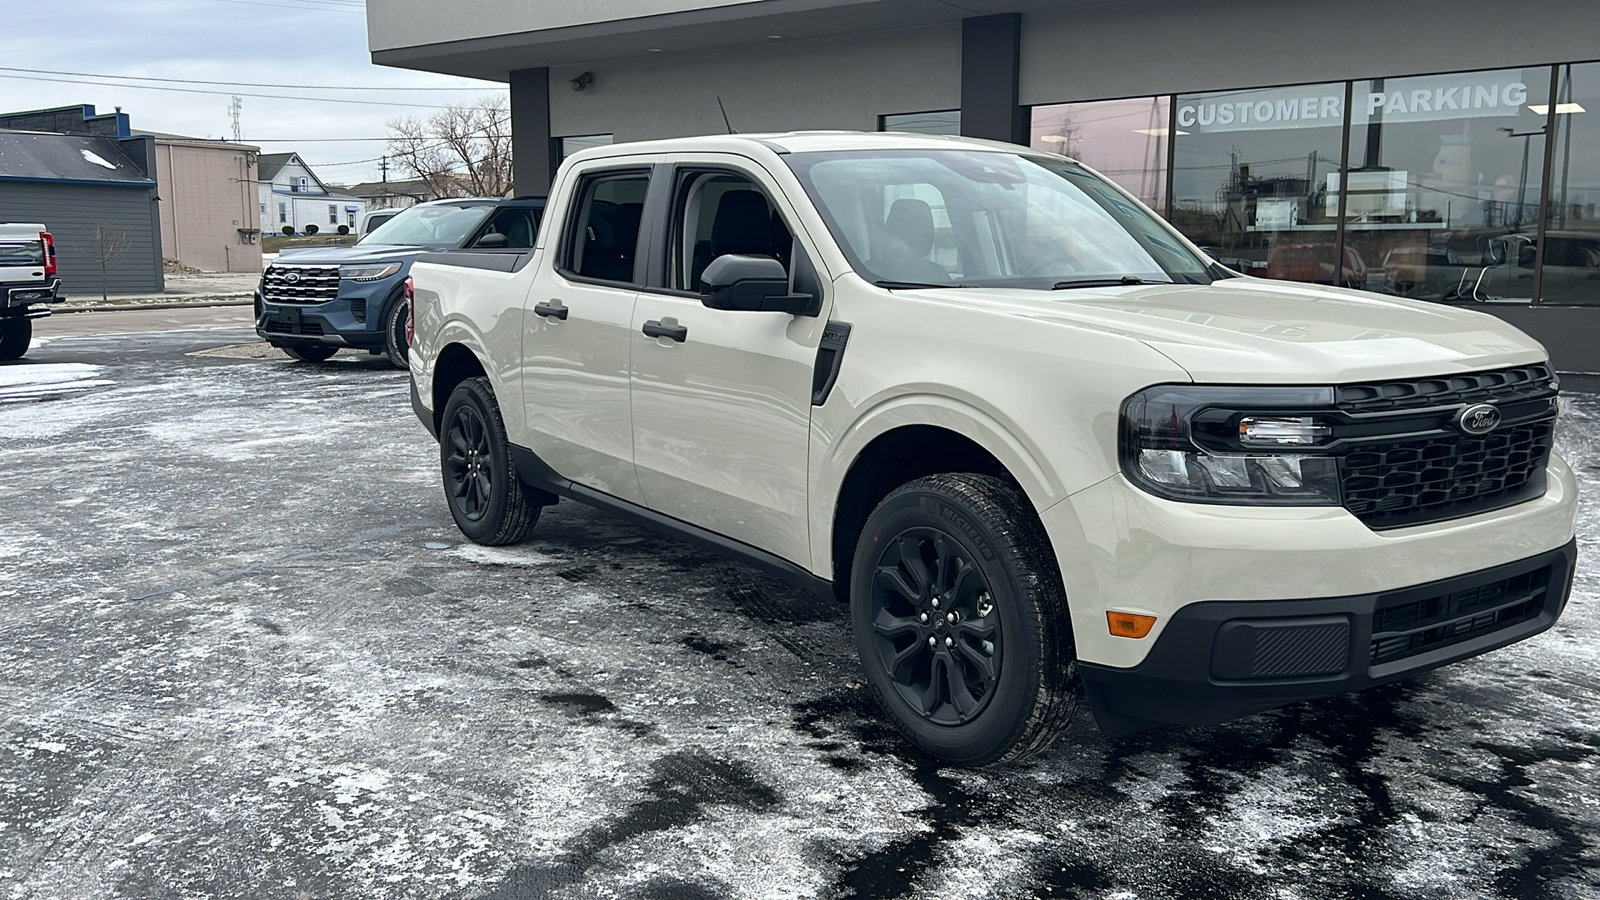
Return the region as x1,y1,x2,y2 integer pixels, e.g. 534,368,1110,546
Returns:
431,341,489,435
826,423,1061,604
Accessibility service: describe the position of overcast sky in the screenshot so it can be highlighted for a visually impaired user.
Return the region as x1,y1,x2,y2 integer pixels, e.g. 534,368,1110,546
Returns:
0,0,503,185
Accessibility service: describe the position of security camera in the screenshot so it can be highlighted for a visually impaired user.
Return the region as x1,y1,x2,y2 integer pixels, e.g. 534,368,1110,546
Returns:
570,72,594,92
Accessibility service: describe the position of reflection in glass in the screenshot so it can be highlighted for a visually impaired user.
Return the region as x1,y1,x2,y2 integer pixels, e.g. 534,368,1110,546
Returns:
880,111,961,136
1169,84,1347,286
1540,63,1600,305
1343,68,1549,303
1030,97,1170,213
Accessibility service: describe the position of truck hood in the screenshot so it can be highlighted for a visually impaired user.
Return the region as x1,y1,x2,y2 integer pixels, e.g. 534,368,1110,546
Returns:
271,244,421,265
899,276,1547,383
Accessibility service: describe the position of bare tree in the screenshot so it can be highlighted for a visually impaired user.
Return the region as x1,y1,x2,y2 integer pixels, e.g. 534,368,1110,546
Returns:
88,223,130,303
386,96,513,199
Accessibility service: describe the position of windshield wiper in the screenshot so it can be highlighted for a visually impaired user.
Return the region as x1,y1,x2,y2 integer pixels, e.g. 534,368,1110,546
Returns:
1050,276,1167,290
872,280,972,290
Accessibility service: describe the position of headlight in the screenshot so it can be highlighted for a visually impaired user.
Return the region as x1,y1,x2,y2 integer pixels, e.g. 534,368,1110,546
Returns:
1120,385,1342,506
340,263,402,281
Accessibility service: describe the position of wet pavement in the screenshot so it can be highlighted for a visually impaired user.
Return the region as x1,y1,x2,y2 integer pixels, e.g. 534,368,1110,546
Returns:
1,322,1598,899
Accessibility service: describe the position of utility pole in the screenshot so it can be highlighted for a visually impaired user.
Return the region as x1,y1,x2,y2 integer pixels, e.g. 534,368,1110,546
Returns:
229,95,243,143
379,156,389,184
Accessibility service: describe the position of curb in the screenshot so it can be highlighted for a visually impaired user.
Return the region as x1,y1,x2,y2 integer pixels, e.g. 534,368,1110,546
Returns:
53,299,254,314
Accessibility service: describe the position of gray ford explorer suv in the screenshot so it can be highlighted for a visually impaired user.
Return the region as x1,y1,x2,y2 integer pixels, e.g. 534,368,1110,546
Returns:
256,198,544,367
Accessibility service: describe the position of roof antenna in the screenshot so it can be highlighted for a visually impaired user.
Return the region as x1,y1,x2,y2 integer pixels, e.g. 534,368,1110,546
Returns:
716,96,738,134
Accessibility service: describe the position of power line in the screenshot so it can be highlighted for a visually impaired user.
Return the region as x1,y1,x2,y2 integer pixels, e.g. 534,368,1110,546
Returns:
0,72,455,108
0,65,494,92
210,0,364,13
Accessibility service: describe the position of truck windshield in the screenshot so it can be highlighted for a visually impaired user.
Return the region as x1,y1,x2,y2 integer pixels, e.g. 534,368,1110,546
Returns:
360,205,492,249
784,149,1211,289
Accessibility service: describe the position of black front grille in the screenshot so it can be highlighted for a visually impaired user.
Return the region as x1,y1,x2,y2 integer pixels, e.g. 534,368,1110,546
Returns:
1341,420,1553,529
1369,565,1551,665
1336,364,1553,412
1330,365,1558,529
263,265,340,304
263,319,324,336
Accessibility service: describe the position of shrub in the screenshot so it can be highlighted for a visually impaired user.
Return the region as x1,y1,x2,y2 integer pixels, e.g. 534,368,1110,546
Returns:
337,224,350,235
305,223,320,235
281,225,294,235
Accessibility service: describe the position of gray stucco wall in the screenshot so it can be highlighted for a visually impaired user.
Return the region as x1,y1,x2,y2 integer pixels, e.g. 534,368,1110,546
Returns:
547,23,960,142
0,182,164,296
1020,0,1600,105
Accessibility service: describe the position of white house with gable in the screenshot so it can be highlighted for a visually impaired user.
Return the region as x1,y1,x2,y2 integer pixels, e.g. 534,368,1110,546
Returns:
257,152,366,235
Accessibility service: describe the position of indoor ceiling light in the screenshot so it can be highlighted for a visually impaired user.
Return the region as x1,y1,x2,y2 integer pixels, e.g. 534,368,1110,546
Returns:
1528,103,1587,115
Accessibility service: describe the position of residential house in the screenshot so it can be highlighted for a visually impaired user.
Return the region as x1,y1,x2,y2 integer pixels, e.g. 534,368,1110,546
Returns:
258,153,367,235
344,177,443,211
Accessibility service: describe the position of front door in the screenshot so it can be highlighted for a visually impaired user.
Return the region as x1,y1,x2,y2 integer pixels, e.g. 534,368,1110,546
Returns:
629,162,827,566
521,164,654,503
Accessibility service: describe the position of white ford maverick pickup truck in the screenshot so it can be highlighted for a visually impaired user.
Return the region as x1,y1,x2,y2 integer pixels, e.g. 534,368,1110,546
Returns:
408,133,1577,765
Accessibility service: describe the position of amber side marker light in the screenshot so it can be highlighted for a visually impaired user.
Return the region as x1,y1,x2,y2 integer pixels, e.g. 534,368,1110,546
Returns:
1107,611,1158,639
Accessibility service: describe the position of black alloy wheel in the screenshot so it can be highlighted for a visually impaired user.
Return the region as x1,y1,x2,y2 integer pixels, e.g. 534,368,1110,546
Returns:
383,295,409,369
869,529,1002,726
851,473,1079,766
445,403,493,521
438,376,540,545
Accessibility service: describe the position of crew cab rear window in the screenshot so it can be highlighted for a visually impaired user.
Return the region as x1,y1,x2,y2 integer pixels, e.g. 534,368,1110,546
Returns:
0,241,44,267
562,171,650,284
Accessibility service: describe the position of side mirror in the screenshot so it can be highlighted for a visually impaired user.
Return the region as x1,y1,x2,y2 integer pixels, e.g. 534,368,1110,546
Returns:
474,232,510,249
701,254,815,314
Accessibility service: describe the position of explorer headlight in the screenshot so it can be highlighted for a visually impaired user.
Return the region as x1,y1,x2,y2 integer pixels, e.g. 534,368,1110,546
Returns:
1120,385,1342,506
340,263,402,281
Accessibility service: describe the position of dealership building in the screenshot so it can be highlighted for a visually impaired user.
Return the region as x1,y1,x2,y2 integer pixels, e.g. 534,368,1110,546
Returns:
368,0,1600,370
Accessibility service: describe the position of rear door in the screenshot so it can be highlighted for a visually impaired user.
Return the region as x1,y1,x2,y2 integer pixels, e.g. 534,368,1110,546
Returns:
520,161,657,503
627,156,830,565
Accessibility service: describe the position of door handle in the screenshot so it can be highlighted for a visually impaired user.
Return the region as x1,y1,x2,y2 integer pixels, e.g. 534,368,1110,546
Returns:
642,320,688,342
534,300,568,320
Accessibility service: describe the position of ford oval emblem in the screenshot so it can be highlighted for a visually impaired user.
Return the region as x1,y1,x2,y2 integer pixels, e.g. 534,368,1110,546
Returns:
1457,403,1501,435
284,272,301,284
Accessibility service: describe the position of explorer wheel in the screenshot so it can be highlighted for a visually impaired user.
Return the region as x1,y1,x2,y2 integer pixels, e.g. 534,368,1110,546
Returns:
440,376,540,545
0,319,30,360
851,473,1079,766
281,344,337,363
383,295,409,369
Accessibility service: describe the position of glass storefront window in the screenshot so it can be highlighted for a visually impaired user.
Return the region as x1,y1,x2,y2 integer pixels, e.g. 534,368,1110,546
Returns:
560,134,614,160
1542,63,1600,305
1343,68,1550,302
880,111,961,136
1169,84,1348,285
1030,97,1170,213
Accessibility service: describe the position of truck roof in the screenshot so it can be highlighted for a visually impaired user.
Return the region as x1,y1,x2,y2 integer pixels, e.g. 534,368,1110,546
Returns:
563,130,1059,164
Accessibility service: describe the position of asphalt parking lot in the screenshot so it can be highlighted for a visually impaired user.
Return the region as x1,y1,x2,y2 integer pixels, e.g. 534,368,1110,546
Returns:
2,311,1598,900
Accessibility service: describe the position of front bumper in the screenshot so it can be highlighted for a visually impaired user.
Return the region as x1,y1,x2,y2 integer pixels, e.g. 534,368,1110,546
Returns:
255,280,402,349
1079,539,1576,734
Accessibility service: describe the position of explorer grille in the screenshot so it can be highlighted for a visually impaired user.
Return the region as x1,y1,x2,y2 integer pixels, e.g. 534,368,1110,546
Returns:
263,265,339,304
1369,565,1551,666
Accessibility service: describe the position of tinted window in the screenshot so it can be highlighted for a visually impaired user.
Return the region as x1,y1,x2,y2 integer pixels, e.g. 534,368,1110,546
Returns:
668,171,791,292
0,241,44,267
474,207,541,249
360,204,492,249
563,172,649,283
